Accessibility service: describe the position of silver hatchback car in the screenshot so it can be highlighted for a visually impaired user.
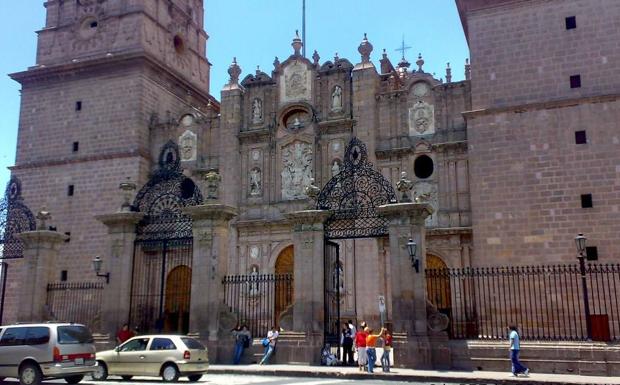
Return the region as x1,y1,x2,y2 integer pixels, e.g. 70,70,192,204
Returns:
0,322,96,385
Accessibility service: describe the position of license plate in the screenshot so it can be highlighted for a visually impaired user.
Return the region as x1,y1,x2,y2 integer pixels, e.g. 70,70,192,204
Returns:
74,358,84,365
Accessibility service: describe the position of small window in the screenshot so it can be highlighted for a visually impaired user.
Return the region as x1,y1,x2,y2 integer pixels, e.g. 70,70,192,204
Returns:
414,155,434,179
150,338,177,351
64,232,71,242
0,327,27,346
586,246,598,261
61,270,68,281
72,142,79,152
75,101,82,111
181,337,206,350
120,338,149,352
580,194,593,208
68,185,74,196
89,21,98,29
570,75,581,88
25,327,50,345
575,130,587,144
565,16,576,30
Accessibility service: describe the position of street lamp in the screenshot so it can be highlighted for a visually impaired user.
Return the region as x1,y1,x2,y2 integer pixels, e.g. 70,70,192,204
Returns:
92,256,110,284
574,233,592,340
407,238,420,273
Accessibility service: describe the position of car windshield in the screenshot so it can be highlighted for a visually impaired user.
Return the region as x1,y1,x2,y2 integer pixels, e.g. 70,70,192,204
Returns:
58,325,94,344
181,337,205,350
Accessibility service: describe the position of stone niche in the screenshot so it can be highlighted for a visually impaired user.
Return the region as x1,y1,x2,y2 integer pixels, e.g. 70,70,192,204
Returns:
280,141,313,200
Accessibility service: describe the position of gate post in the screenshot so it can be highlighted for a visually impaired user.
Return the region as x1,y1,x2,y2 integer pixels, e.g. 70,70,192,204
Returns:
96,212,144,338
377,202,434,368
283,209,331,364
16,230,68,322
182,205,237,343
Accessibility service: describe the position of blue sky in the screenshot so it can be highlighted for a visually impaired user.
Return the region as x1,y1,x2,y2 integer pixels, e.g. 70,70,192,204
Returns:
0,1,468,193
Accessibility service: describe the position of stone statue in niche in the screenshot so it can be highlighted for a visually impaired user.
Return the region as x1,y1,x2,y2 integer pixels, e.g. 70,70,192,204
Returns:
249,168,262,196
281,141,313,200
178,130,197,161
249,246,260,259
415,181,438,226
331,85,343,111
251,98,263,124
331,160,341,177
248,265,260,296
409,101,435,135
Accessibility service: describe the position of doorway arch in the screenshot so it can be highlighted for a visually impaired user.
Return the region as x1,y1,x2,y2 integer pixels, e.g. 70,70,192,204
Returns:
274,246,294,326
426,254,451,319
164,265,191,333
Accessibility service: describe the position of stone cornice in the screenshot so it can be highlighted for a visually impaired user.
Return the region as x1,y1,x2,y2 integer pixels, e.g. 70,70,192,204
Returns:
463,93,620,119
10,149,150,171
18,230,68,247
238,128,271,144
377,202,433,222
317,117,354,135
95,212,144,228
284,210,332,226
182,204,238,222
427,227,472,236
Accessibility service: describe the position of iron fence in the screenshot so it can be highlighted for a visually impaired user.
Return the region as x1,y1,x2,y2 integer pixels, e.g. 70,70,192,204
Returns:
46,281,104,331
222,273,293,338
426,264,620,341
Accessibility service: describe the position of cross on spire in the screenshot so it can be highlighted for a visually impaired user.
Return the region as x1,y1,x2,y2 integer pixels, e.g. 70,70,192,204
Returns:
395,35,412,60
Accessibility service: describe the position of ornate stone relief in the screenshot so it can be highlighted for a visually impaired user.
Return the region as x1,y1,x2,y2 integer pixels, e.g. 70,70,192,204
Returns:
331,85,343,112
280,61,312,103
251,98,263,124
415,181,438,227
249,167,262,196
409,101,435,136
249,245,260,259
281,141,313,200
178,130,197,162
251,149,261,161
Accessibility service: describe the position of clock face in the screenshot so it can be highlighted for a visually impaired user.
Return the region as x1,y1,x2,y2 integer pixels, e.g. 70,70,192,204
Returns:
413,82,430,97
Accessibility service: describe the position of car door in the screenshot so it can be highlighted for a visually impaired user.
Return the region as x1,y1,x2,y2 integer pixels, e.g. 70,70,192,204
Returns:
113,337,150,376
0,327,27,379
143,338,177,376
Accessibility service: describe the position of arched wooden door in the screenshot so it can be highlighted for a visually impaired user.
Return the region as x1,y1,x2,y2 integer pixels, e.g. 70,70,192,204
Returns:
274,246,294,326
164,265,191,334
426,254,451,317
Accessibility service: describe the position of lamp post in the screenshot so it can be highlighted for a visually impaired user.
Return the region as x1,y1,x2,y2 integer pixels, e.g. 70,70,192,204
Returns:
92,255,110,284
407,238,419,273
574,233,592,340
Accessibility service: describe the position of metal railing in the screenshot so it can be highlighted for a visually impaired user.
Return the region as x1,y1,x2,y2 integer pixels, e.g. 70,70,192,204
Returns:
426,264,620,341
222,273,293,338
46,281,104,331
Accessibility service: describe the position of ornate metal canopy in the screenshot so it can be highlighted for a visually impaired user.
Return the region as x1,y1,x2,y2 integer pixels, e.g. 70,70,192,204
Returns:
317,137,396,239
134,141,203,240
0,177,36,258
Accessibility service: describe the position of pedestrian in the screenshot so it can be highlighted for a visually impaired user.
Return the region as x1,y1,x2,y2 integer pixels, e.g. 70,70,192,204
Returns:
232,324,252,365
341,323,354,366
259,326,279,365
347,320,357,336
365,327,384,373
380,327,392,372
321,343,338,366
115,323,134,345
508,326,529,377
354,322,368,371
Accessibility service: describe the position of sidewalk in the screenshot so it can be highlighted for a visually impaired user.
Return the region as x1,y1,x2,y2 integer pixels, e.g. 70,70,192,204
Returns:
208,364,620,384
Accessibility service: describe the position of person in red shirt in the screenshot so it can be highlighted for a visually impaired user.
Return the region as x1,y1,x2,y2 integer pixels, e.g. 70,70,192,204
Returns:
354,322,368,371
380,328,393,372
116,323,135,345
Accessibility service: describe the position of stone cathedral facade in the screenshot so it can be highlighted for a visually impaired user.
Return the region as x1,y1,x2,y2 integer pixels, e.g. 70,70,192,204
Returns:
3,0,620,371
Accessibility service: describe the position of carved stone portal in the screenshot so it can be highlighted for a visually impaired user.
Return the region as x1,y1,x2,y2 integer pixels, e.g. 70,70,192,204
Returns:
179,130,197,161
409,101,435,135
281,141,313,200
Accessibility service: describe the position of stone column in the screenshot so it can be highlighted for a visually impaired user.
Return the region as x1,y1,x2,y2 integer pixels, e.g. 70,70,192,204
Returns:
182,204,237,342
377,202,433,368
17,230,68,322
281,209,331,364
96,212,144,338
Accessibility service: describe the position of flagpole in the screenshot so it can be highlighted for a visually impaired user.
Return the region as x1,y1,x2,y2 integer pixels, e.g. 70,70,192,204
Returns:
302,0,306,57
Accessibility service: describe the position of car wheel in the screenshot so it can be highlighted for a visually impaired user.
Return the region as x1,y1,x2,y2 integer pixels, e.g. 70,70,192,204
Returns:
161,364,180,382
187,374,202,382
121,375,133,381
92,361,108,381
19,362,42,385
64,375,84,384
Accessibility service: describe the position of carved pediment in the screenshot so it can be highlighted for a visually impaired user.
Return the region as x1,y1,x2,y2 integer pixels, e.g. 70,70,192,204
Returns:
319,58,354,73
241,71,274,87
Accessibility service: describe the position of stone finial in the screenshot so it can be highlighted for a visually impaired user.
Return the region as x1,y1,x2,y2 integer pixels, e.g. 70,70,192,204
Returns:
273,56,280,69
465,58,471,80
292,30,303,56
304,178,321,209
256,65,261,76
358,33,373,63
227,57,241,85
396,171,414,202
203,169,221,200
334,52,339,62
312,50,320,66
445,62,452,83
382,48,388,60
36,207,52,230
397,56,411,71
119,177,137,212
416,53,425,73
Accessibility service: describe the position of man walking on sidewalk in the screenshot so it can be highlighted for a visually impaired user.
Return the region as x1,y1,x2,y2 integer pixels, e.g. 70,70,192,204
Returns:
508,325,529,377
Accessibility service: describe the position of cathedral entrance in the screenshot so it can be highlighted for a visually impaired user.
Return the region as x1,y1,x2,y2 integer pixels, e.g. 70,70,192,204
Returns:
274,246,294,326
316,138,397,346
426,254,452,332
129,141,203,334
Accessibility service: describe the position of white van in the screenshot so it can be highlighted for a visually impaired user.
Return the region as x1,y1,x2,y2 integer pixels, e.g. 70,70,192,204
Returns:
0,322,96,385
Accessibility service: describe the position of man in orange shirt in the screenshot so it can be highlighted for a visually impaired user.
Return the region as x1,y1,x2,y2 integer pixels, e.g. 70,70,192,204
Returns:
365,327,385,373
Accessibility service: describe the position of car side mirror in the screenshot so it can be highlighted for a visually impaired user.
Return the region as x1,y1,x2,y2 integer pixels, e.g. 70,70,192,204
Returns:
115,346,120,352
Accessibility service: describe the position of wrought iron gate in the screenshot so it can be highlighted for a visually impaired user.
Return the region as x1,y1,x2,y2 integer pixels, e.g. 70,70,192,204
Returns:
324,241,341,345
129,141,202,334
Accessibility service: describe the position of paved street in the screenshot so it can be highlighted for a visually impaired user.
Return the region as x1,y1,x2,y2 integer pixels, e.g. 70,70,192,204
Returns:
0,376,468,385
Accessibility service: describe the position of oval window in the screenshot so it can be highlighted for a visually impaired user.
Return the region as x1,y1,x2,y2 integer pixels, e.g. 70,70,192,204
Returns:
414,155,434,179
